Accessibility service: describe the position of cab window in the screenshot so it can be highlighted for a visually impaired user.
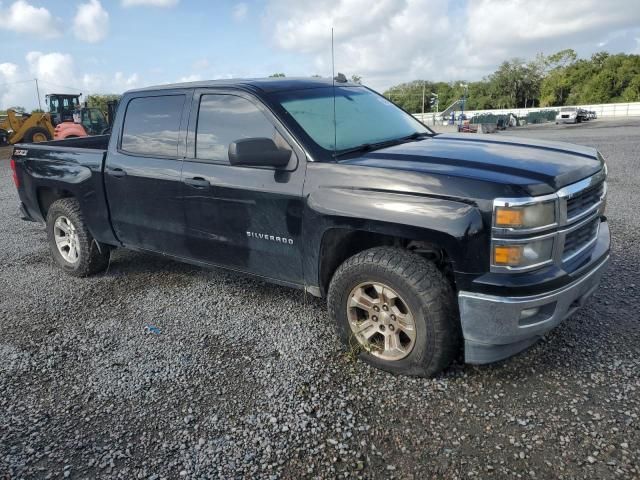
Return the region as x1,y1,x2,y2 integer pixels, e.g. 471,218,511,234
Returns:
195,94,288,164
121,95,185,157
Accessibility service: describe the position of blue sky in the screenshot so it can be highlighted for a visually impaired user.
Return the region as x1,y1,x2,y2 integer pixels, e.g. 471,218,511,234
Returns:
2,0,640,109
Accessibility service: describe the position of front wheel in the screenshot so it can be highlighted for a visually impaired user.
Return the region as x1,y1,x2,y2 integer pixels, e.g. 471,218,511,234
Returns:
23,126,52,143
328,247,460,377
46,198,110,277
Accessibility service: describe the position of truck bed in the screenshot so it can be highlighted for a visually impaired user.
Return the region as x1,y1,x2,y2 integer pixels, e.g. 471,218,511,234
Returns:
13,134,118,246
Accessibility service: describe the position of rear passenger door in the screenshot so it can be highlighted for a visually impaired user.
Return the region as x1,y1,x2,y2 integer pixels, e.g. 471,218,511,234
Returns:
105,91,191,256
181,89,307,284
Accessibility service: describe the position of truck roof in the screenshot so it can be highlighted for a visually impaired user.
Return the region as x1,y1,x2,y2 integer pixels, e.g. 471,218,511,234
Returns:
126,77,360,95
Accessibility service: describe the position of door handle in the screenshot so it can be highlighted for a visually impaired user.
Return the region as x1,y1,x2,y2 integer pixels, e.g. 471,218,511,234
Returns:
108,167,126,178
184,177,210,188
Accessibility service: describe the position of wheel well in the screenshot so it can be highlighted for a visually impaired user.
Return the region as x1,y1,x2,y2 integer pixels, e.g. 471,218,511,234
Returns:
319,229,454,296
37,187,74,218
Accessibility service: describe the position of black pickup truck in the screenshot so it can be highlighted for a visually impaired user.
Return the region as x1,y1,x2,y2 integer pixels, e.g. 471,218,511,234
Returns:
10,78,610,376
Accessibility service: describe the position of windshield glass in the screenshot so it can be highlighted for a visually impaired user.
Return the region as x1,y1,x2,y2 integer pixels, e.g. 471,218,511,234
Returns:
275,86,429,152
560,107,576,112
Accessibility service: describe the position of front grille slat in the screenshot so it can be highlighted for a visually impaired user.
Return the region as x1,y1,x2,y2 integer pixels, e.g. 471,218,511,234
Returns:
562,218,599,261
566,182,604,221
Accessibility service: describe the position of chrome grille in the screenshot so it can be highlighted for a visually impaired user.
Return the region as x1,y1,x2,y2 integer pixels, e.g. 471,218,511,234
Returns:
562,218,599,261
566,181,604,222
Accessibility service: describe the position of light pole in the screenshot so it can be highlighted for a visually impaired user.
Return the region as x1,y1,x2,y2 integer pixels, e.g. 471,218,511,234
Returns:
430,93,439,125
459,83,468,126
430,93,439,113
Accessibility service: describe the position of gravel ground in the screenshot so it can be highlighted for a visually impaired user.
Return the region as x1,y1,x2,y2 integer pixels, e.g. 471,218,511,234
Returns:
1,118,639,479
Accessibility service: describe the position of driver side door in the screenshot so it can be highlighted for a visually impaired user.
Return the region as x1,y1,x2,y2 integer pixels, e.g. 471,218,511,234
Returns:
180,89,307,284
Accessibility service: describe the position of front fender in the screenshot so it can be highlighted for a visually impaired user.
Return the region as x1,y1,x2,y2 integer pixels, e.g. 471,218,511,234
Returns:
303,186,488,289
308,186,481,242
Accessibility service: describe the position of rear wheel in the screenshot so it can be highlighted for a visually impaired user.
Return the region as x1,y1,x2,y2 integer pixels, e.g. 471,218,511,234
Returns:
46,198,110,277
23,126,51,143
328,247,460,377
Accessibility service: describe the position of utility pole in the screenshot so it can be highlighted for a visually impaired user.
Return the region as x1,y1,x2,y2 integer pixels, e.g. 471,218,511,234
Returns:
421,81,426,119
34,78,42,111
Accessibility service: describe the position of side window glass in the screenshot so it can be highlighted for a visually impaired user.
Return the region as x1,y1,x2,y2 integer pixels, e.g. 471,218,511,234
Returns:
121,95,185,157
196,94,288,163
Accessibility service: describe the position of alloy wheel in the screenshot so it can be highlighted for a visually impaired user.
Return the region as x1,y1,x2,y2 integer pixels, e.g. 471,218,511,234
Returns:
346,281,417,361
53,216,80,264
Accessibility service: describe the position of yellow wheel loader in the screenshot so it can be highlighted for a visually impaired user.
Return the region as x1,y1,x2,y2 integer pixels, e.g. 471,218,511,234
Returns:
0,109,55,145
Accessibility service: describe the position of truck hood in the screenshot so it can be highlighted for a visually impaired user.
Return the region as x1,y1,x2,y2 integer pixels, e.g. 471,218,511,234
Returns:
340,133,604,195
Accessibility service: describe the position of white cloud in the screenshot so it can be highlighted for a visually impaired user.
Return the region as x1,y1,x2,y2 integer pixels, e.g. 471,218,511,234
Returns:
233,2,248,21
0,0,60,37
82,71,141,92
26,52,77,89
463,0,640,70
0,52,141,110
265,0,640,90
121,0,179,7
0,62,34,110
192,58,210,70
178,74,203,82
73,0,109,43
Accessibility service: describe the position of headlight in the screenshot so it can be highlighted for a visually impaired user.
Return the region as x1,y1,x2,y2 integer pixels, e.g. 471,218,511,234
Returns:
494,201,556,230
492,236,555,269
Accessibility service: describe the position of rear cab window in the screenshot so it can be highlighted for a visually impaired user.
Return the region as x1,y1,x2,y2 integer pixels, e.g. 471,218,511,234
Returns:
120,95,186,157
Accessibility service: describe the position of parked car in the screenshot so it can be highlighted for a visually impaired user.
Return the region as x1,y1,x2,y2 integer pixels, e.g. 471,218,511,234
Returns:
10,78,610,377
556,107,583,124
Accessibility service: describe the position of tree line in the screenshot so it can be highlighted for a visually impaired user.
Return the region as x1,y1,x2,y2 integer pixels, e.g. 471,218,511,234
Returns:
4,51,637,115
383,49,640,113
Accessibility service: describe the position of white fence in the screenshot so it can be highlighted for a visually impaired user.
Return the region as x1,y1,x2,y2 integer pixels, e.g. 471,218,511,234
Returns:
414,101,640,125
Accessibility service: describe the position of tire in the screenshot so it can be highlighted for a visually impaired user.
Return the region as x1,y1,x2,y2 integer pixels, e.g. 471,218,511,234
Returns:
23,126,52,143
46,198,110,277
328,247,460,377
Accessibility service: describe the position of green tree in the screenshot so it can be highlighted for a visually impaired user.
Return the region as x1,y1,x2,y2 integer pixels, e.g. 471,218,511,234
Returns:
383,49,640,112
350,74,362,84
8,106,26,114
86,94,121,114
269,73,286,77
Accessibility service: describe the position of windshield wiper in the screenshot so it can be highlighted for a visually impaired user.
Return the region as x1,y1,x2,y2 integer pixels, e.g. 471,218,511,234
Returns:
334,131,431,158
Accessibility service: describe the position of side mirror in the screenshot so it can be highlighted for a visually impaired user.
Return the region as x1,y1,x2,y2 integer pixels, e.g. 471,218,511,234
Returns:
228,138,291,168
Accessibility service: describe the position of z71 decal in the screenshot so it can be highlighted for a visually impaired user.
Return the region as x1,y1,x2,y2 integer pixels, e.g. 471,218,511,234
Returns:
13,149,28,156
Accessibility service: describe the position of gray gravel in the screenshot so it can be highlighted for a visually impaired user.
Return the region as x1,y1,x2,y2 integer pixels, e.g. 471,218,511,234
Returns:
1,118,639,479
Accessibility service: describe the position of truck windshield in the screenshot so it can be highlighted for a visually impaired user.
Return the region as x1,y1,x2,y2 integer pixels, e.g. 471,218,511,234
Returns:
275,86,429,153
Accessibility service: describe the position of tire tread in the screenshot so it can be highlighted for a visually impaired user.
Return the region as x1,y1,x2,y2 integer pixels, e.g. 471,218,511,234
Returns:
328,246,461,377
46,198,110,277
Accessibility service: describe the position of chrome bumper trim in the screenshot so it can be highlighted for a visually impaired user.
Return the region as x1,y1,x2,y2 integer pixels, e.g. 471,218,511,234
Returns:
459,253,610,364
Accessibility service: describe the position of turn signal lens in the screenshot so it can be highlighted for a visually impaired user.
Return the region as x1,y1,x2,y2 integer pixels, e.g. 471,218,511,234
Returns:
495,207,524,227
492,237,554,269
493,245,523,266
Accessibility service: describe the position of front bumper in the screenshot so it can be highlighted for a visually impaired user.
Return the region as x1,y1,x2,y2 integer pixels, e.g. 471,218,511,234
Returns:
458,247,610,364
